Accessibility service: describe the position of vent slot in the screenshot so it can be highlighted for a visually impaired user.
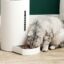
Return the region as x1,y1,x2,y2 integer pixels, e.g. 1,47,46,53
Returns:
24,10,26,31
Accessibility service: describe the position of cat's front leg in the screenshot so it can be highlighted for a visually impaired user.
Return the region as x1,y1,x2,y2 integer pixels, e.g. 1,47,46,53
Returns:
42,41,50,52
50,35,61,50
42,34,51,52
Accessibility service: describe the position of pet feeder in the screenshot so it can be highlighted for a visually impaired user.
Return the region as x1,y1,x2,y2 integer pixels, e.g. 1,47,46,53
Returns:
13,45,40,55
1,0,29,51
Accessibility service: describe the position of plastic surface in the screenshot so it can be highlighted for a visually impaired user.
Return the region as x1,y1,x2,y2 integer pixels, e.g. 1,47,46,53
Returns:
1,0,29,51
13,46,40,55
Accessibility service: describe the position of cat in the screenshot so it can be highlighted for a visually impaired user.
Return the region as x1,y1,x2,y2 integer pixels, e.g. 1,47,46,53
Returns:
26,16,64,52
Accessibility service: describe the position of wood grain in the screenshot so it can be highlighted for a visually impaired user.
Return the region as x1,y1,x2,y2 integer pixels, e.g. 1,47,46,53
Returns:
0,48,64,64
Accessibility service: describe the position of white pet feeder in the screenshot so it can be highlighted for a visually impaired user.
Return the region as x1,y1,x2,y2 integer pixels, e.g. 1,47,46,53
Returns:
1,0,29,51
13,45,40,55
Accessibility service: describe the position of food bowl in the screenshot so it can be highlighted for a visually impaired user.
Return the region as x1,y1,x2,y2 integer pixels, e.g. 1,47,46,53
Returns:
13,45,40,55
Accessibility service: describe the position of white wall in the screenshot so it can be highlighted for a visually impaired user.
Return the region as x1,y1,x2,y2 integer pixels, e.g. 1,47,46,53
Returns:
29,15,58,24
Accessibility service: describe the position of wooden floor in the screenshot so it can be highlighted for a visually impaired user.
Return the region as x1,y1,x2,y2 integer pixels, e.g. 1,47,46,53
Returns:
0,48,64,64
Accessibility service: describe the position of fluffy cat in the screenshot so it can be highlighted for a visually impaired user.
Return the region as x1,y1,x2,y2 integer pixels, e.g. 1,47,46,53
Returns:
26,16,64,51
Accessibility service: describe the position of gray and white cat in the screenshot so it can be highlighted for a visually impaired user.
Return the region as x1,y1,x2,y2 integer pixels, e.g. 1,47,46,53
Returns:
26,17,64,52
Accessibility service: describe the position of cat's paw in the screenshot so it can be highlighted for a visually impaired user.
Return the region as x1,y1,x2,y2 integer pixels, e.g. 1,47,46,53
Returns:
50,46,55,50
42,49,48,52
42,47,48,52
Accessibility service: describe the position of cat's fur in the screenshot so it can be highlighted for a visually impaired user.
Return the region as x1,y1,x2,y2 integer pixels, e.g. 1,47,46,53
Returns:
27,17,64,51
